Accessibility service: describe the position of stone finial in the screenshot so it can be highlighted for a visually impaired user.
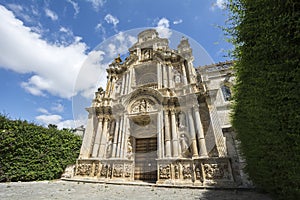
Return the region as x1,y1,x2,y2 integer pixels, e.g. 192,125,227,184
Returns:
114,54,122,63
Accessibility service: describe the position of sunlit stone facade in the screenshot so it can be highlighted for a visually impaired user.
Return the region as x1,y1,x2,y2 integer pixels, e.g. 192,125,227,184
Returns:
69,29,245,187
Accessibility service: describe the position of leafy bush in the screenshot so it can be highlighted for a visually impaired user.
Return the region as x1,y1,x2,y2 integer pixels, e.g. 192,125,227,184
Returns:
227,1,300,199
0,114,82,182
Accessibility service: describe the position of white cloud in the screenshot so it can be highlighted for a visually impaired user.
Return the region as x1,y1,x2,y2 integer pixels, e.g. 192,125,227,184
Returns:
45,8,58,21
86,0,106,11
0,5,88,99
7,3,33,23
173,19,183,25
211,0,227,10
51,103,64,113
155,17,172,39
104,14,119,31
95,22,106,38
37,108,50,115
36,113,86,129
67,0,80,17
36,114,62,125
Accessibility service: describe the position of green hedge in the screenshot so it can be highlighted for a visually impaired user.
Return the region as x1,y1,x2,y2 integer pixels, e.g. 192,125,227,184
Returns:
0,115,82,182
227,1,300,199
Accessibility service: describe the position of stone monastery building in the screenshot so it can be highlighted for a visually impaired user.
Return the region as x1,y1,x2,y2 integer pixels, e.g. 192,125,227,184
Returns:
68,29,246,187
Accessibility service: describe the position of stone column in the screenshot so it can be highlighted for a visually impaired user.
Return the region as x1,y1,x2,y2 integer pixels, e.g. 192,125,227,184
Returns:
163,65,168,88
207,94,227,157
122,117,130,158
112,117,120,158
116,116,124,158
125,71,130,95
164,110,171,157
121,116,128,158
157,111,162,159
91,117,103,157
193,106,208,157
110,76,116,98
170,108,179,157
98,117,109,158
123,73,128,95
168,66,174,88
127,69,132,93
187,110,199,157
79,107,96,159
157,63,162,89
105,76,111,97
121,73,126,95
181,63,188,85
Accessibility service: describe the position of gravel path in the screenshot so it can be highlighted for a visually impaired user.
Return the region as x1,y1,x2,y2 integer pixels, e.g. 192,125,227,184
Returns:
0,180,272,200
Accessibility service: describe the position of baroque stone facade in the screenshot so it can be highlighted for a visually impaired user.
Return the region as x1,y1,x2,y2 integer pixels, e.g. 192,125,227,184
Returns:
64,29,247,187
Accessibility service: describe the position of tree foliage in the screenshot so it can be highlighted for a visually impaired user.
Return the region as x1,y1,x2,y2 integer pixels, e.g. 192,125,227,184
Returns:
227,0,300,199
0,114,82,182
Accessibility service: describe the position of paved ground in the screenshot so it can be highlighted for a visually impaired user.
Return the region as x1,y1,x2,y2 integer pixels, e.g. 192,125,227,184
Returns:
0,180,272,200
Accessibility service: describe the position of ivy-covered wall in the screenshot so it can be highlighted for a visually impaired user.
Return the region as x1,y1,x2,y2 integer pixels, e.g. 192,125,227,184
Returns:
227,1,300,199
0,115,82,182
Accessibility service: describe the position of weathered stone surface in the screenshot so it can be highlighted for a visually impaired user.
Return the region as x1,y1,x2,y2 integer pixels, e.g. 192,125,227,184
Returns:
70,29,245,187
0,181,272,200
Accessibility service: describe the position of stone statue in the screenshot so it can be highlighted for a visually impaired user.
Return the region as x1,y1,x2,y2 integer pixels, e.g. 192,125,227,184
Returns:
126,138,133,159
179,134,190,157
106,136,113,158
175,73,181,83
178,112,186,128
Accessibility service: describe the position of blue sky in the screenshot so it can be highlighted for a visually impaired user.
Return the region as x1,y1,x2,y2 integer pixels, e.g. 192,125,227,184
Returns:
0,0,230,129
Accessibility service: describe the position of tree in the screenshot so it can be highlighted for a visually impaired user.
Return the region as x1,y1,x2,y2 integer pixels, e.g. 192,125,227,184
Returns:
227,1,300,199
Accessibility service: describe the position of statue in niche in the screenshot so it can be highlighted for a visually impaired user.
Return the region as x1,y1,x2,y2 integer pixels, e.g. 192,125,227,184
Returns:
106,136,113,158
126,138,133,159
178,112,186,128
175,73,181,83
143,49,151,60
179,134,190,157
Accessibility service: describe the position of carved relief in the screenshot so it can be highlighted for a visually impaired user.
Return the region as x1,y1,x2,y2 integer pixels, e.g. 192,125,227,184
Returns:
195,164,203,182
182,164,192,179
113,164,123,177
124,164,132,177
174,164,180,179
203,163,230,180
76,163,92,176
94,163,100,176
100,164,108,177
131,99,154,113
159,164,170,179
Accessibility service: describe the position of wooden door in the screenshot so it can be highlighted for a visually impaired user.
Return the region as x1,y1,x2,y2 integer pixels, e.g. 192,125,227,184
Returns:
134,137,157,182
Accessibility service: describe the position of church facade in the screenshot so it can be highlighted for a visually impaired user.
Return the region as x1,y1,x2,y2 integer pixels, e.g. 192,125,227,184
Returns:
70,29,246,187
